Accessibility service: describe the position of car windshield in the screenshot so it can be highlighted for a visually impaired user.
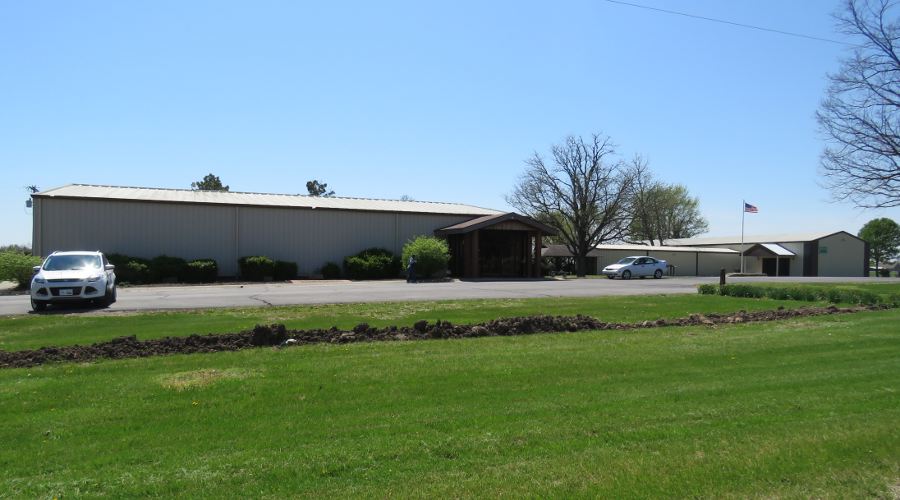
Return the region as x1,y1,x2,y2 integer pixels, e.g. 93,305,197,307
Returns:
616,257,636,265
43,255,102,271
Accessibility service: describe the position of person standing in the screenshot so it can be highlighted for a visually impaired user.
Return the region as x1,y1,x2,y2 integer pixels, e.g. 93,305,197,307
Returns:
407,254,417,283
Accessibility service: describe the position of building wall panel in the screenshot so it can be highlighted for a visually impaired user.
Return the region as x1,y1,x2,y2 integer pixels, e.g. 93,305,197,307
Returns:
37,198,238,273
35,198,476,277
817,233,865,276
698,253,742,275
648,251,697,276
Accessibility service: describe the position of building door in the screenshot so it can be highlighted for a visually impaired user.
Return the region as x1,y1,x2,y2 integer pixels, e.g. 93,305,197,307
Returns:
762,258,790,276
762,258,777,276
479,230,526,277
778,258,790,276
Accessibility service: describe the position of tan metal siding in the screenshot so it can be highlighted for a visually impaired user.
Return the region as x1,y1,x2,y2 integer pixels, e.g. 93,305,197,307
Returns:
32,198,42,256
38,197,477,277
237,208,472,275
817,233,865,276
398,215,468,249
778,242,804,277
698,253,741,275
648,251,697,276
38,198,238,274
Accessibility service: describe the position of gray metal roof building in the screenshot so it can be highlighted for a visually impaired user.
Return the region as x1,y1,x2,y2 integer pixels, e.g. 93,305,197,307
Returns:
32,185,502,277
668,231,868,277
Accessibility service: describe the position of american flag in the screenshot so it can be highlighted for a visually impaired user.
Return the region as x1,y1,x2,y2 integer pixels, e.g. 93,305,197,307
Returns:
744,202,758,213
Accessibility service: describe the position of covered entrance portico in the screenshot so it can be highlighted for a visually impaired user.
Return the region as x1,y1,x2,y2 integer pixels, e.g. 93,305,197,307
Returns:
744,243,795,276
435,213,557,278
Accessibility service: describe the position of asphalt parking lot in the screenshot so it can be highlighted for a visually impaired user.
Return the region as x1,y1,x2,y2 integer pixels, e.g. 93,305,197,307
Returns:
0,275,890,316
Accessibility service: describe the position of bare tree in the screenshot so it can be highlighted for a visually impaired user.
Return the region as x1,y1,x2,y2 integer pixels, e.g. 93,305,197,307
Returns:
818,0,900,208
507,134,635,276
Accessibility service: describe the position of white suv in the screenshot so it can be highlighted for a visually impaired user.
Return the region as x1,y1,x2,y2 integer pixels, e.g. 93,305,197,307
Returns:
30,251,117,311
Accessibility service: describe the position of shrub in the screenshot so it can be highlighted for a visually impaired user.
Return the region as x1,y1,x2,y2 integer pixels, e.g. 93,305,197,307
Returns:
274,260,298,281
402,236,450,280
343,248,401,280
184,259,218,283
107,253,152,284
239,256,275,281
699,283,886,306
320,262,341,279
0,244,31,255
150,255,188,282
0,251,43,288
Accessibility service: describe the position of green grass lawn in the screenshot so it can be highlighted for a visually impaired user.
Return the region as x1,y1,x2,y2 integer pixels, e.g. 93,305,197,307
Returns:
0,294,818,351
0,291,898,497
740,281,900,298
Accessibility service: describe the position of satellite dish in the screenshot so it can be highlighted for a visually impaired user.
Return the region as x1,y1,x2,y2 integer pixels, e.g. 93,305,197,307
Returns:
25,199,32,208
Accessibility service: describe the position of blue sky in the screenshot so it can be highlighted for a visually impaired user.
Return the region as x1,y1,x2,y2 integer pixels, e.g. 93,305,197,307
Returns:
2,0,898,246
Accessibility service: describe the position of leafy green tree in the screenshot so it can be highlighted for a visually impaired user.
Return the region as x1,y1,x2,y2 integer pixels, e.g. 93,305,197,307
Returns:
402,236,450,279
191,174,229,191
306,180,334,197
858,217,900,275
628,160,708,245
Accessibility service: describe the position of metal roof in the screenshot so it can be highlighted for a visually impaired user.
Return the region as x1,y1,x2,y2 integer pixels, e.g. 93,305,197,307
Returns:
435,213,558,235
541,244,738,257
594,244,739,254
758,243,795,257
667,231,857,246
542,245,603,257
34,184,502,216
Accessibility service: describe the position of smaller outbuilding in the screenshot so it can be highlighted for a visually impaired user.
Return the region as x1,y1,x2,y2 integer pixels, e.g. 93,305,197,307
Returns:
542,244,739,276
668,231,868,277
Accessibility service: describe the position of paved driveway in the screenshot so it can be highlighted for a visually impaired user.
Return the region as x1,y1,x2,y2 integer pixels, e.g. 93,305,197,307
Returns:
0,276,890,316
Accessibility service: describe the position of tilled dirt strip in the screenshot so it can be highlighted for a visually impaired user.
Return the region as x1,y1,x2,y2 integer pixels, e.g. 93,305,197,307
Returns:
0,305,890,369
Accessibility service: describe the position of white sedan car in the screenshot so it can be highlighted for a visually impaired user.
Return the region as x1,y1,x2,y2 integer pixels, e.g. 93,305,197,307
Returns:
601,256,667,280
30,251,117,311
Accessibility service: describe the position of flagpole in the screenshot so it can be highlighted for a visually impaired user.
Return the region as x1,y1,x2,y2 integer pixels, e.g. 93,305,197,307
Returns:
740,200,745,274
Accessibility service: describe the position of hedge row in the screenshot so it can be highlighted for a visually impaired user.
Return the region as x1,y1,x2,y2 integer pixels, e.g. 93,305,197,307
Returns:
334,238,451,281
343,248,401,280
238,256,297,281
697,283,897,306
107,254,218,284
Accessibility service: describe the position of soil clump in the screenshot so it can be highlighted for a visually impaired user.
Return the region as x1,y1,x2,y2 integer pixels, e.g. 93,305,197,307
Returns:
1,304,887,369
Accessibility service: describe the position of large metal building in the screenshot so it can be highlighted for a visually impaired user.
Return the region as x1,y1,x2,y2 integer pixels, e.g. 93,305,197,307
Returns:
668,231,868,277
31,185,505,277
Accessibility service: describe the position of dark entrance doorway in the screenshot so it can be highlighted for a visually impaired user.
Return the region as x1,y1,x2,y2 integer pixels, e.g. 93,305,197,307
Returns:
762,258,790,276
435,213,557,279
479,230,526,277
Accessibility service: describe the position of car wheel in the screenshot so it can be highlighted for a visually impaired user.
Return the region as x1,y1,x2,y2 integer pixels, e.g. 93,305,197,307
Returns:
99,286,114,308
654,269,663,279
622,270,631,280
110,284,117,304
31,298,47,312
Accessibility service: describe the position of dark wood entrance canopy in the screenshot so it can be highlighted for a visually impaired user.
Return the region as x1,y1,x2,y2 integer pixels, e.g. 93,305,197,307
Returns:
435,213,557,278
